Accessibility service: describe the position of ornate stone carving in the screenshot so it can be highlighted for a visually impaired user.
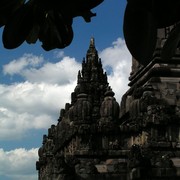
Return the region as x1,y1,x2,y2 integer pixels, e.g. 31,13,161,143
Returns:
73,93,92,123
100,87,119,123
37,35,180,179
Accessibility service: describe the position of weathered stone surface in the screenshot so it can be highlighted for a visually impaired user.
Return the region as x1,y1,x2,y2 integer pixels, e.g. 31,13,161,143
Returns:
37,32,180,179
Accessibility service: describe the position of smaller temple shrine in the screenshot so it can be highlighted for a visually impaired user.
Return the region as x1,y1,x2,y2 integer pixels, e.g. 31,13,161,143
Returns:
36,38,124,180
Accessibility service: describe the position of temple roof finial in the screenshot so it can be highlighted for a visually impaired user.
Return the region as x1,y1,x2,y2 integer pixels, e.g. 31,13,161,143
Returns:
87,37,97,55
90,37,95,48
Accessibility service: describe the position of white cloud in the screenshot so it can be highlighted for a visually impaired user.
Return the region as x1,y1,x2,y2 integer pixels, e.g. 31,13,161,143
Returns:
53,50,65,58
0,148,38,180
3,54,81,85
0,81,76,140
0,37,131,140
23,57,80,84
3,53,43,76
100,38,132,102
1,54,80,140
0,37,132,180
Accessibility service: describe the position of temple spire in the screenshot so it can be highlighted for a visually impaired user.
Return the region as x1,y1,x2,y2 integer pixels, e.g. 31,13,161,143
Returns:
86,37,98,60
90,37,95,48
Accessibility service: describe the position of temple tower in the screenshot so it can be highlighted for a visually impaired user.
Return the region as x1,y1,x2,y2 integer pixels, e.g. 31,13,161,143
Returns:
119,27,180,179
36,38,122,180
37,28,180,179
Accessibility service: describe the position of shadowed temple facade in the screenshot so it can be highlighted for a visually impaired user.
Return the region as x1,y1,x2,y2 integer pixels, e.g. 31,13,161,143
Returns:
36,30,180,179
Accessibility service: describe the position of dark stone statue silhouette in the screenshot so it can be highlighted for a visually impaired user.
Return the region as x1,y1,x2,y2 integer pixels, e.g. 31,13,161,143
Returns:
0,0,103,50
1,0,180,66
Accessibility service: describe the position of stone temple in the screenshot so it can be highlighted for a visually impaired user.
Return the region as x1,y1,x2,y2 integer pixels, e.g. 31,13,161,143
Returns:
36,28,180,179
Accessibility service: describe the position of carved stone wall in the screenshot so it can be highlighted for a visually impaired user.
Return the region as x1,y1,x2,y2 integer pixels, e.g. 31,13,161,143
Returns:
119,28,180,179
37,34,180,179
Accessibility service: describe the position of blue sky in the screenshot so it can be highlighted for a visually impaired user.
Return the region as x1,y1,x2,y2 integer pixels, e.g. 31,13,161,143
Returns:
0,1,132,179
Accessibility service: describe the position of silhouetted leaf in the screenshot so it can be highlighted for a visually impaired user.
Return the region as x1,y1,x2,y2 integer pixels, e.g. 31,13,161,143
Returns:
72,0,104,21
1,0,104,51
38,11,73,51
0,0,25,27
26,24,40,44
2,3,34,49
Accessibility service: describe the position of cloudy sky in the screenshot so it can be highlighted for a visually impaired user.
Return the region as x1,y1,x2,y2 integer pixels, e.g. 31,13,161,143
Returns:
0,1,132,179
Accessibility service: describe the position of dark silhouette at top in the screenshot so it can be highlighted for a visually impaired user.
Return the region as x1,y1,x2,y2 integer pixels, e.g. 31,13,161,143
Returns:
1,0,180,66
123,0,180,65
0,0,103,51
